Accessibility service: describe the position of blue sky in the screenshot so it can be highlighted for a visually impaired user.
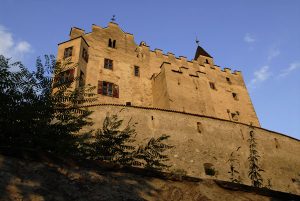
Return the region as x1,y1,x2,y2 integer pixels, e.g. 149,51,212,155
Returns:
1,0,299,139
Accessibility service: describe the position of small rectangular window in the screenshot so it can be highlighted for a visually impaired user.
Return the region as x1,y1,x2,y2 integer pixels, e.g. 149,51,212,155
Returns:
54,69,75,86
134,66,140,77
98,81,119,98
63,47,73,58
232,92,238,100
209,82,216,90
104,58,113,70
82,48,89,62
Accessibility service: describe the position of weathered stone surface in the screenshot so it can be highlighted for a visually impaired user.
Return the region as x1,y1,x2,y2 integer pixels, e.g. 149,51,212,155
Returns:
86,105,300,195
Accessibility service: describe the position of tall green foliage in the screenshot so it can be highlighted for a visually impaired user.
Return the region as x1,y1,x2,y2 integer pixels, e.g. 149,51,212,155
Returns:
247,129,264,187
0,55,96,155
90,114,137,165
90,114,173,170
227,149,241,183
136,135,173,170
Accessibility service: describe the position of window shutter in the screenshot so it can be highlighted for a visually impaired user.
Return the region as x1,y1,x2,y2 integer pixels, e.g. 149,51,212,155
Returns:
113,84,119,98
98,81,103,94
70,69,75,81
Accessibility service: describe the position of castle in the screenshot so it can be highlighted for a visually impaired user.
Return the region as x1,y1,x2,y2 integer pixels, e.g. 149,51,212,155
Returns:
56,22,300,194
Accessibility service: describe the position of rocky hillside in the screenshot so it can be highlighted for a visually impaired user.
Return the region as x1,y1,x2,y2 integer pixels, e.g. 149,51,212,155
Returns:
0,152,299,201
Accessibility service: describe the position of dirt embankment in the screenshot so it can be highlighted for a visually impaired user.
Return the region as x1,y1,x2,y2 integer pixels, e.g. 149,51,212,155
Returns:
0,152,298,201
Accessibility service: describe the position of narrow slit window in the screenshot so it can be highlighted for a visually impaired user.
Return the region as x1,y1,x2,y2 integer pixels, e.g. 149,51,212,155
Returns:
134,66,140,77
79,71,85,87
82,48,89,62
232,92,238,100
226,77,231,84
108,39,113,47
209,82,216,90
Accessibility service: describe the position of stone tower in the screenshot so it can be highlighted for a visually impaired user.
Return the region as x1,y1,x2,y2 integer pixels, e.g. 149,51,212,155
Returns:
56,22,260,127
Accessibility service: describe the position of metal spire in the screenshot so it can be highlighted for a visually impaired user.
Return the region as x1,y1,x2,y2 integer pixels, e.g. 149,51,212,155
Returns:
111,15,116,22
195,36,200,46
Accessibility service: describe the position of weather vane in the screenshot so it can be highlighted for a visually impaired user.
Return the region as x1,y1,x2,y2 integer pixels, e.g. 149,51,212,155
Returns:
195,36,199,46
111,15,116,22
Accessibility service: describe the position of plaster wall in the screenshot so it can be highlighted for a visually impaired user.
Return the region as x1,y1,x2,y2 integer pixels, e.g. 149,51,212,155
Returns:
88,105,300,195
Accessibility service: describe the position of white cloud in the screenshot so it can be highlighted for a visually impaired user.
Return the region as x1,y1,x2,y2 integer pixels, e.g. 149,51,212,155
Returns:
0,25,32,60
278,62,300,77
248,65,271,88
267,47,280,61
244,33,256,43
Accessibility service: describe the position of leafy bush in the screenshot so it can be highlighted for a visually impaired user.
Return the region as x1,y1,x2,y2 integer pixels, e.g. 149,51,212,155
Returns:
136,134,173,170
0,55,96,156
88,114,173,170
89,114,138,165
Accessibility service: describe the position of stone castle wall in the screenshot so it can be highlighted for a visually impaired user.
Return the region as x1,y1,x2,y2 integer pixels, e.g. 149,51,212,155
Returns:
86,104,300,195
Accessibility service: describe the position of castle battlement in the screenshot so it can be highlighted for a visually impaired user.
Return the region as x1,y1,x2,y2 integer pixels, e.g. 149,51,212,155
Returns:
57,22,260,126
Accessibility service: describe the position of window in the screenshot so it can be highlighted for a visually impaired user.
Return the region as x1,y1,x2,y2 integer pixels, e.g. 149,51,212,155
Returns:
134,66,140,77
54,69,75,86
205,59,209,64
197,122,203,133
63,46,73,58
203,163,216,176
226,77,232,84
209,82,216,90
82,48,89,62
104,58,113,70
231,113,238,121
108,38,116,48
98,81,119,98
79,71,85,87
232,92,238,100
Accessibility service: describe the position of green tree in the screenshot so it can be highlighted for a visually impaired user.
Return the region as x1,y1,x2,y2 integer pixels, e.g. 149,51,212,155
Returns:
0,55,96,156
90,114,173,170
248,129,264,187
136,134,173,170
90,114,138,165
